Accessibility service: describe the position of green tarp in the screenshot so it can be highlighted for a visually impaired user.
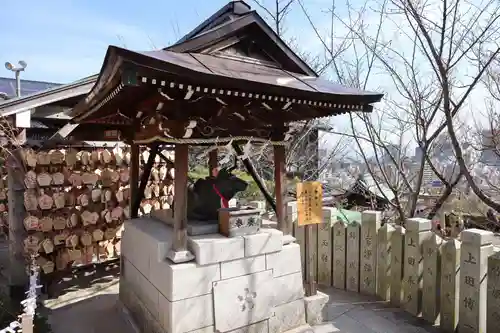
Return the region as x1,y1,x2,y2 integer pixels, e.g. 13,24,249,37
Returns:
327,208,362,225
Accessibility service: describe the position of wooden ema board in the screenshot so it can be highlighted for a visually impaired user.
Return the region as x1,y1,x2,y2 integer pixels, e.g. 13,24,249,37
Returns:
15,146,175,276
296,181,322,226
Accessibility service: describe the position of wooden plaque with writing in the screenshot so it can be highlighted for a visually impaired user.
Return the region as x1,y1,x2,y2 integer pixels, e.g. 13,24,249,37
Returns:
297,181,323,226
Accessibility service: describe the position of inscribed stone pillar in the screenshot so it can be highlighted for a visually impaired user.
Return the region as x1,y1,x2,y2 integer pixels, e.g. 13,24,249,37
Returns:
332,220,347,289
459,229,494,333
403,218,432,316
346,222,361,292
422,233,443,324
360,211,381,295
390,226,405,306
306,225,318,282
440,239,460,333
317,208,335,286
287,202,298,225
377,224,395,301
488,251,500,333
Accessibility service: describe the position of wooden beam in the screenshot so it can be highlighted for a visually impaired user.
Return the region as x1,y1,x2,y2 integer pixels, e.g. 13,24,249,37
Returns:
132,144,159,216
232,142,276,213
167,144,194,263
129,144,140,219
274,145,288,234
49,123,79,140
174,144,188,245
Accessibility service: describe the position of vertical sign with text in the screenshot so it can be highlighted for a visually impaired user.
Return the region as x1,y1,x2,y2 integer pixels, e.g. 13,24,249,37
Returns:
297,181,323,226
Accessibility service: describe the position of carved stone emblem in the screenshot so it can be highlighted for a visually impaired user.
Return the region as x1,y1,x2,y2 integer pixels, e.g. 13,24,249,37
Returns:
237,288,257,312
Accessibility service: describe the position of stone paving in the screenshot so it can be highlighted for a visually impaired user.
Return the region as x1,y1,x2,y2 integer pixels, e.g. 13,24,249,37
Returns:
43,279,136,333
42,271,439,333
316,288,439,333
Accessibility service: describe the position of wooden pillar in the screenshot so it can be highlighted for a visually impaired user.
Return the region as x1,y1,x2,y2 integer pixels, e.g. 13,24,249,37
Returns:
208,150,218,175
7,151,28,301
167,144,194,263
129,144,140,219
233,142,276,213
274,145,288,234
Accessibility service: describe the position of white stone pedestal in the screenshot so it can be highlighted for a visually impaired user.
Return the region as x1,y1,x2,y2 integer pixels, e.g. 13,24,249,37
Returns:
119,217,314,333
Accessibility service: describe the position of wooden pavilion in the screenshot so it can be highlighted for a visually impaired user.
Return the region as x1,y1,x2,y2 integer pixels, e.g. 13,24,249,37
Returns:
70,0,383,262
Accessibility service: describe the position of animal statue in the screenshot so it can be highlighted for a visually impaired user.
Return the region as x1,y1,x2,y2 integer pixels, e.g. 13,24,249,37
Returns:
185,159,248,221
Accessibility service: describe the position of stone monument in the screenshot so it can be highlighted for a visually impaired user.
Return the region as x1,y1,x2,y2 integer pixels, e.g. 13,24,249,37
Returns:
459,229,494,333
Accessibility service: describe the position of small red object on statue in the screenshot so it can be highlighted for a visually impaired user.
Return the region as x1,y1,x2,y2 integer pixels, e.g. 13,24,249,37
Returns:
212,184,229,208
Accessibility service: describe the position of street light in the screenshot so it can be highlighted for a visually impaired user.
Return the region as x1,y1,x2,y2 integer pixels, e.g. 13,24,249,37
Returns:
5,60,27,97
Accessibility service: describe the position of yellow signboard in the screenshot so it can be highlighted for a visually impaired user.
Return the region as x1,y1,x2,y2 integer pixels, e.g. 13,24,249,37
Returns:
297,181,323,226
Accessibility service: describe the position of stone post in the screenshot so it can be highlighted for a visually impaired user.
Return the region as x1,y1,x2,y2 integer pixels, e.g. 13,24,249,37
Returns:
332,220,346,289
422,233,443,324
390,226,405,306
360,211,381,295
248,200,266,211
403,218,432,316
317,208,335,286
440,239,460,333
459,229,494,333
346,222,361,292
487,251,500,333
377,224,394,301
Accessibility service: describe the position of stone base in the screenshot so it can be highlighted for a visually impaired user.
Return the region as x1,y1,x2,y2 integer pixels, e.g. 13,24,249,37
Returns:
282,234,296,245
117,299,141,333
304,292,329,326
120,217,308,333
187,220,219,236
166,249,195,263
151,209,263,237
150,209,219,236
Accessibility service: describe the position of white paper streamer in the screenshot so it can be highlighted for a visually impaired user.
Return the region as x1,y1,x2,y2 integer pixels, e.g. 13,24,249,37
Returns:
0,258,40,333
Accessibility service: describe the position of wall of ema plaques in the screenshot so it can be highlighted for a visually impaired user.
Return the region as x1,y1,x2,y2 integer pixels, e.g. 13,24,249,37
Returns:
19,146,175,275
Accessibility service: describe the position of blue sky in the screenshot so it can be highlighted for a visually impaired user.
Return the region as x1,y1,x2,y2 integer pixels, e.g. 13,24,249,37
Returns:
0,0,333,83
0,0,397,153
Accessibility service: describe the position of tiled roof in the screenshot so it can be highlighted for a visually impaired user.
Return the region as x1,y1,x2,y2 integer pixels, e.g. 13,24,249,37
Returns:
0,77,61,99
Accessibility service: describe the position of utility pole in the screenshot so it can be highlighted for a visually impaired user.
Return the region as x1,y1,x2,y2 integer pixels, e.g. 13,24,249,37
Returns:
5,60,27,97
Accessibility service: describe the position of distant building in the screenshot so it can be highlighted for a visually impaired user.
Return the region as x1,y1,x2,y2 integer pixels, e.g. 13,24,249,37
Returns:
337,173,395,210
420,162,439,188
414,146,423,162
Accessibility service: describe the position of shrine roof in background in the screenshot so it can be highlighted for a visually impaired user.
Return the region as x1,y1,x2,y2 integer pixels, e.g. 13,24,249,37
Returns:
70,1,384,145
